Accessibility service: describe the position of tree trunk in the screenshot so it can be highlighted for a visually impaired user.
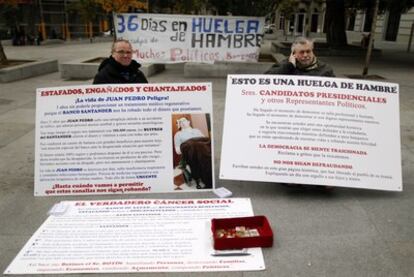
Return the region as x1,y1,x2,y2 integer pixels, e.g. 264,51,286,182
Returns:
362,0,380,76
325,0,348,47
284,18,288,41
89,22,93,43
0,40,8,65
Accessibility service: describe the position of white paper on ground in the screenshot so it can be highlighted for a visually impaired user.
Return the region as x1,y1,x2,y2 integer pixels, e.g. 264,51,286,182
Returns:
5,198,265,274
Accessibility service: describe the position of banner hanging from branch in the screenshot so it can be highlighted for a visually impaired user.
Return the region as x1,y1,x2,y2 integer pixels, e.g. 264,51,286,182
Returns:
114,13,265,63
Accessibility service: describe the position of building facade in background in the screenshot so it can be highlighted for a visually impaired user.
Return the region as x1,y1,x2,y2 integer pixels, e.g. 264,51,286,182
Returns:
271,0,414,43
347,7,414,43
0,0,147,44
1,0,413,45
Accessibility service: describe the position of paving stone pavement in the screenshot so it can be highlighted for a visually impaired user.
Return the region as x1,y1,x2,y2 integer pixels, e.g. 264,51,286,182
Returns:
0,38,413,277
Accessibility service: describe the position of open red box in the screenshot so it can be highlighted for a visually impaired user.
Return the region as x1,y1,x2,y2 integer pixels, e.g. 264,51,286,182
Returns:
211,215,274,250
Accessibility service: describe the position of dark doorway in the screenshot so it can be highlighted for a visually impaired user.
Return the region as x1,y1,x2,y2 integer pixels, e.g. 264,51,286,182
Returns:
297,14,304,33
385,10,401,41
311,14,318,33
347,12,356,31
289,15,295,33
363,9,373,32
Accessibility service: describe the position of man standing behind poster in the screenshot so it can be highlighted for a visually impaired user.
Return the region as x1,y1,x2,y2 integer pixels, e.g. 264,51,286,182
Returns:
265,37,335,189
93,39,148,84
265,36,335,77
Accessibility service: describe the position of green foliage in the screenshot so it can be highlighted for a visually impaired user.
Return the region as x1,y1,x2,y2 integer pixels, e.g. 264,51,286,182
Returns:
67,0,101,23
96,0,147,13
154,0,405,17
174,0,208,14
278,0,298,17
0,0,23,63
0,0,23,28
150,0,176,12
207,0,278,16
346,0,413,12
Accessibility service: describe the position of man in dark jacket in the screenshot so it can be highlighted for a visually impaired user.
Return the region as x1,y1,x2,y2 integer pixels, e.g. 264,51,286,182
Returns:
265,37,335,77
93,39,148,84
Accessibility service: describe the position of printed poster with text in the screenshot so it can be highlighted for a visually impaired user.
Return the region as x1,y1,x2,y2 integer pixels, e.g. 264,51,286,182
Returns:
114,13,265,63
220,75,402,191
4,198,265,274
35,83,215,196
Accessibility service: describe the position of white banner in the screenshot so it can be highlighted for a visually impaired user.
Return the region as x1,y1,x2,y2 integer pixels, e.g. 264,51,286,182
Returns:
35,83,215,196
114,13,265,63
4,198,265,274
220,75,402,191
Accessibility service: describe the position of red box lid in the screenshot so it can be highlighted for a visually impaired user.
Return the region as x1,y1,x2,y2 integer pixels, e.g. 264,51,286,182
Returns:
211,215,274,250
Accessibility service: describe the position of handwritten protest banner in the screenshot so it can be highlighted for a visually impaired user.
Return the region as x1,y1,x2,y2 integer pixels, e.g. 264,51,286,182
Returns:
114,13,265,63
35,83,214,196
220,75,402,191
4,198,265,274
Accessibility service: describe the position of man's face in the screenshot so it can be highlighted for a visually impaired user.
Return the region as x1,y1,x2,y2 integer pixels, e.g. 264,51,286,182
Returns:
178,118,190,129
112,41,133,66
293,42,315,66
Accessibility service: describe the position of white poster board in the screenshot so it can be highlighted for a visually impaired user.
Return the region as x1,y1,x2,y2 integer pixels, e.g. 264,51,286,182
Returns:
35,83,215,196
220,75,402,191
4,198,265,274
114,13,265,63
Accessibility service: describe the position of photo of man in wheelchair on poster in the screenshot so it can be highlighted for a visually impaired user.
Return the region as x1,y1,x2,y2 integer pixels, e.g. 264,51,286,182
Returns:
172,114,213,190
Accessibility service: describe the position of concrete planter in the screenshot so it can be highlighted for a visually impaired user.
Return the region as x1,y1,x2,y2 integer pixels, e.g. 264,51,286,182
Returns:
60,58,165,80
271,41,382,57
60,58,100,80
184,61,272,78
184,54,283,78
141,63,166,78
0,59,58,83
